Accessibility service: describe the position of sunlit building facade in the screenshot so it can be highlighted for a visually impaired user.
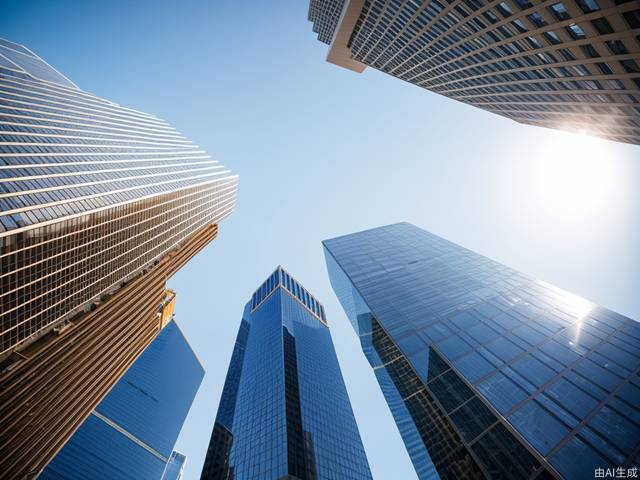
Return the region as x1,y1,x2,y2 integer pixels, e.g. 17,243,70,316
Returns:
324,222,640,480
0,37,237,477
200,267,372,480
309,0,640,144
41,320,203,480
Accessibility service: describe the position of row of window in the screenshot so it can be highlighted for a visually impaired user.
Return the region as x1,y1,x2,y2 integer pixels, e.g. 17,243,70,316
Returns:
0,180,237,353
342,0,640,143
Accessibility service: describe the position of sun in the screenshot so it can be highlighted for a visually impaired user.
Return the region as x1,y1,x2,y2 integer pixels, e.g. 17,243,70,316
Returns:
529,130,618,218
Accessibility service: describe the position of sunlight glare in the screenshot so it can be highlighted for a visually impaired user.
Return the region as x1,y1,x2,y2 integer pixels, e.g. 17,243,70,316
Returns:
530,131,618,217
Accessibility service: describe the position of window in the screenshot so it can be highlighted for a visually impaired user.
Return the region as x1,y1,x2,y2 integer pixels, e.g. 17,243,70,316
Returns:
576,0,600,13
620,59,640,74
450,310,479,330
485,336,524,363
543,31,562,45
477,372,528,413
454,351,495,382
428,369,474,413
566,23,586,40
450,397,496,442
497,2,513,17
509,400,570,455
588,406,640,455
590,17,614,35
527,12,547,27
512,324,546,346
512,19,529,33
605,40,629,55
578,426,626,465
511,354,556,387
580,44,600,58
573,358,623,391
549,436,610,480
436,334,474,360
622,10,640,28
540,340,581,366
467,322,500,344
549,2,570,20
545,378,599,418
514,0,533,8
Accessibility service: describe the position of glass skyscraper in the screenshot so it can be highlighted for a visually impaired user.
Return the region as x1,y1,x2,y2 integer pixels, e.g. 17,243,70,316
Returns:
324,222,640,480
0,37,237,477
309,0,640,145
200,266,373,480
41,319,204,480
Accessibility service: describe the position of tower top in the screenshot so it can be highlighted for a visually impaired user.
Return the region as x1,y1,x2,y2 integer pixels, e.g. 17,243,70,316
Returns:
250,266,327,325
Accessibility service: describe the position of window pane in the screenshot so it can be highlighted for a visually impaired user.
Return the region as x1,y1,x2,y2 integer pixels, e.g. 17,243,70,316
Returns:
509,401,570,455
477,372,528,414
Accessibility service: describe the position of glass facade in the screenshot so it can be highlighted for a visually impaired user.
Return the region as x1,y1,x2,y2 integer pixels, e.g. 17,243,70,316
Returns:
310,0,640,145
41,320,204,480
200,266,372,480
324,222,640,480
0,36,238,354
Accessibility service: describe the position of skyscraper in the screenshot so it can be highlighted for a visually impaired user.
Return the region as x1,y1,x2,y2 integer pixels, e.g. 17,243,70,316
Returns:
41,316,204,480
309,0,640,145
324,223,640,480
0,37,237,477
200,266,372,480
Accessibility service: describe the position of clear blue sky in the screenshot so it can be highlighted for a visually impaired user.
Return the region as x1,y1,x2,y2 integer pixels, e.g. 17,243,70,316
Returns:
3,1,639,478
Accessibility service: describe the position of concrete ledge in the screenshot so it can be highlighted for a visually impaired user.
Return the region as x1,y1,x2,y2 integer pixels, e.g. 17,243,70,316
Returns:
326,0,367,73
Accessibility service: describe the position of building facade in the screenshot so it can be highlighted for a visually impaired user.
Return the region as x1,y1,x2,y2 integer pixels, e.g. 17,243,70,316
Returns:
200,266,372,480
41,319,204,480
324,222,640,480
309,0,640,145
0,37,237,477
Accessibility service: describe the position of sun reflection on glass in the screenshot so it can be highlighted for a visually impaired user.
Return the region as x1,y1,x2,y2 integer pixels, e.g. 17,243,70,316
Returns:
538,280,595,347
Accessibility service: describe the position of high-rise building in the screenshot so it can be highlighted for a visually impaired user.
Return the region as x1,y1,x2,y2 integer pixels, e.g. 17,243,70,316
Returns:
41,317,204,480
200,266,373,480
309,0,640,145
324,223,640,480
0,37,237,477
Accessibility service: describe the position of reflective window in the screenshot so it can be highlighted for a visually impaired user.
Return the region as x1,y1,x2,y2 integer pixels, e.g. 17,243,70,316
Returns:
549,435,609,479
436,334,474,360
509,401,569,455
549,2,570,20
485,336,524,363
545,377,598,418
576,0,600,13
454,351,495,382
477,372,528,414
511,354,557,388
588,407,640,455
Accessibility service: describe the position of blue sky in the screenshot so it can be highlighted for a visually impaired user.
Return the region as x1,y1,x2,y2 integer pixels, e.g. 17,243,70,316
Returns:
2,1,639,478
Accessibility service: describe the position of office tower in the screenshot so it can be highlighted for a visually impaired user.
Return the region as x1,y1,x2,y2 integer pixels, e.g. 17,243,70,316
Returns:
309,0,640,145
200,266,372,480
41,317,204,480
0,37,237,477
324,223,640,480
